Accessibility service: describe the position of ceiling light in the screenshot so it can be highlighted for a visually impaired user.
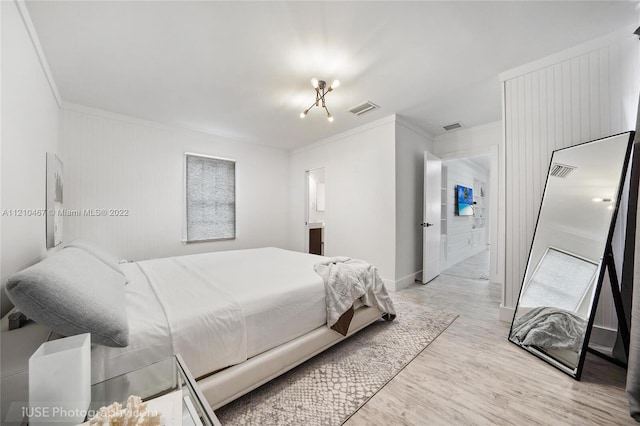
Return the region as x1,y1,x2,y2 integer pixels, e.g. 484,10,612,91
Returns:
592,197,613,203
300,78,339,122
592,198,603,202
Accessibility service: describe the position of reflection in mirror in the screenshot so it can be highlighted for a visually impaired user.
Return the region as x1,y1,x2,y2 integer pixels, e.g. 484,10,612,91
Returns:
519,248,598,313
509,132,634,379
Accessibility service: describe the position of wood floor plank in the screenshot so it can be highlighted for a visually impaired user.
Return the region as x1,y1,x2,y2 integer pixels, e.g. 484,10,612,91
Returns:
345,254,635,425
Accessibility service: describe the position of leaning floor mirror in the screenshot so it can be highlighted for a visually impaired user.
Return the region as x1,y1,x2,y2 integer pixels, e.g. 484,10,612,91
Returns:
509,131,635,379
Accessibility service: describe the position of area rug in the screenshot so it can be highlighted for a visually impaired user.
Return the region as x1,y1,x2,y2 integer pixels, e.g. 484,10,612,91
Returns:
215,298,458,425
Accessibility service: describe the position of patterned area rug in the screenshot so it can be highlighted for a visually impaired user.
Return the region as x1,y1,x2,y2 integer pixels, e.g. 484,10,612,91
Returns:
215,298,458,425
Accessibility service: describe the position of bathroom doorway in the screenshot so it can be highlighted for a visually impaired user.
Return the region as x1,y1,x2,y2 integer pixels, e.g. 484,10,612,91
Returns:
440,154,492,281
306,168,326,255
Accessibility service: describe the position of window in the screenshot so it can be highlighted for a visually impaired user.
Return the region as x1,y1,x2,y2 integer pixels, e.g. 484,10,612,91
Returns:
184,153,236,242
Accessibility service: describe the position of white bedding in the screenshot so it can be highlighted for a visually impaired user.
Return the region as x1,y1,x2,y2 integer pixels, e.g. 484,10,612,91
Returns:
91,247,327,382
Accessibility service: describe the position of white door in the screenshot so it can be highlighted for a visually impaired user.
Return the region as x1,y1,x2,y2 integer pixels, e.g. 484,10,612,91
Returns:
423,151,442,283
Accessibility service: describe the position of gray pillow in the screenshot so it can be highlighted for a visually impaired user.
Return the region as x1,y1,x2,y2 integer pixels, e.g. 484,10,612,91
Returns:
6,247,129,347
65,239,125,278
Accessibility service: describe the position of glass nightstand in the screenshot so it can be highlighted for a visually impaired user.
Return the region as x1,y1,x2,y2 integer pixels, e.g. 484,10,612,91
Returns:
87,355,221,426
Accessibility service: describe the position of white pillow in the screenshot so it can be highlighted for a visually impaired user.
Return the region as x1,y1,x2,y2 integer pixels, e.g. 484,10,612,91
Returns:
65,239,126,280
6,247,129,347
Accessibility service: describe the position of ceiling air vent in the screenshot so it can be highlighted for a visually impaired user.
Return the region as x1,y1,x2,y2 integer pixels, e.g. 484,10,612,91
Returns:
550,163,576,178
348,101,379,116
443,122,464,131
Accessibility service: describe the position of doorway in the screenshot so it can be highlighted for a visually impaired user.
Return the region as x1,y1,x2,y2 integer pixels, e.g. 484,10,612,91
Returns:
306,168,326,255
440,154,491,281
422,152,442,283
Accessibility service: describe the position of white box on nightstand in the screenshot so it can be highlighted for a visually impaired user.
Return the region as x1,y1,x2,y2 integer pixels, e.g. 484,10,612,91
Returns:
1,311,52,425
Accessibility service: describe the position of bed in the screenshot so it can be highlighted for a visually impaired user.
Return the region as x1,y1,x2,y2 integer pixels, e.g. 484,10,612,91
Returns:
5,244,393,409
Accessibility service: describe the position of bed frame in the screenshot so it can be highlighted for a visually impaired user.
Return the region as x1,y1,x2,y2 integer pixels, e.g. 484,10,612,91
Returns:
198,306,384,409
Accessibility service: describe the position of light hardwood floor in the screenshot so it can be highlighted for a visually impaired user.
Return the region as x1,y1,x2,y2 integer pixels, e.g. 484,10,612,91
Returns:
345,256,634,425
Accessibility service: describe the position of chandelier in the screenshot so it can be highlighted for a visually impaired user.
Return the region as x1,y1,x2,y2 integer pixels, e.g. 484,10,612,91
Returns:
299,78,340,122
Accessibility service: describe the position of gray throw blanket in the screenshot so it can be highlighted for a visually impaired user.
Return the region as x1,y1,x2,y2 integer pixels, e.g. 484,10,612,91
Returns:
512,306,587,351
314,257,396,336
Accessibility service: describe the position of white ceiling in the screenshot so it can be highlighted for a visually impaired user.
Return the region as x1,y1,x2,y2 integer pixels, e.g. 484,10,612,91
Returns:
26,1,639,150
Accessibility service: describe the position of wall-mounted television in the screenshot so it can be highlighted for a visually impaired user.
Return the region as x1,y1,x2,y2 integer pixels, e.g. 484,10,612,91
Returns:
456,185,474,216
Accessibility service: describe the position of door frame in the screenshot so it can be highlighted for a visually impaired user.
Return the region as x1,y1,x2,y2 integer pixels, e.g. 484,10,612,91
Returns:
436,145,502,289
304,170,310,253
304,167,326,254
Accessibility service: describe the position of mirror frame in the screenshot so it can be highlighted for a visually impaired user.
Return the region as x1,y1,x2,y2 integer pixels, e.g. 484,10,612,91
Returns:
508,131,635,380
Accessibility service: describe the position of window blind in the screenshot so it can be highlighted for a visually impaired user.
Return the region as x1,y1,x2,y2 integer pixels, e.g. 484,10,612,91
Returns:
185,153,235,242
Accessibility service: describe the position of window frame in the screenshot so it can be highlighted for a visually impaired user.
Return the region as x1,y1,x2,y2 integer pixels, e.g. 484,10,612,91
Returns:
182,152,237,244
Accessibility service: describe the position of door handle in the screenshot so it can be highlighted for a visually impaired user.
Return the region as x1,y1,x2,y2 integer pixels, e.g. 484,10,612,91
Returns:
421,222,434,228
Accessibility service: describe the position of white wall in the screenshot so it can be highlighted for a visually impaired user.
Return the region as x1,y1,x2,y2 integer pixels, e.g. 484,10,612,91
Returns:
441,158,489,270
500,28,640,327
290,115,432,291
433,121,504,286
60,104,291,261
1,0,61,315
290,116,397,286
395,119,434,288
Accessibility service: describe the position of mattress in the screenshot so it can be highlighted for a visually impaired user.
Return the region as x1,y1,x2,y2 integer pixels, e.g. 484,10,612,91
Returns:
91,247,327,383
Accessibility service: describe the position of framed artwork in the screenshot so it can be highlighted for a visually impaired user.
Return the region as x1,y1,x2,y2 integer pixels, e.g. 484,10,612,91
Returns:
46,153,63,248
456,184,473,216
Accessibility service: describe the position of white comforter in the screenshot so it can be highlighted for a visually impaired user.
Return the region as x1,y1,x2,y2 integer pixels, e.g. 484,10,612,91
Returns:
91,248,327,382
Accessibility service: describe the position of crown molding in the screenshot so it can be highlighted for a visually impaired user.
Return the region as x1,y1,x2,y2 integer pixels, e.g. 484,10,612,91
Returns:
395,115,435,141
62,102,289,152
292,114,398,155
15,0,62,108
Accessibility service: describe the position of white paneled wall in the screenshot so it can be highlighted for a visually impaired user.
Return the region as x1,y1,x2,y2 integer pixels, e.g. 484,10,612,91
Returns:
289,116,397,286
289,115,433,291
61,105,291,262
1,1,61,315
502,32,639,332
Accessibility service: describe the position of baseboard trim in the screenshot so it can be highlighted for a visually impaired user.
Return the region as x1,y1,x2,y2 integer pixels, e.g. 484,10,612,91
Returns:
396,271,421,291
499,305,515,323
590,325,617,348
385,271,421,292
383,278,396,292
